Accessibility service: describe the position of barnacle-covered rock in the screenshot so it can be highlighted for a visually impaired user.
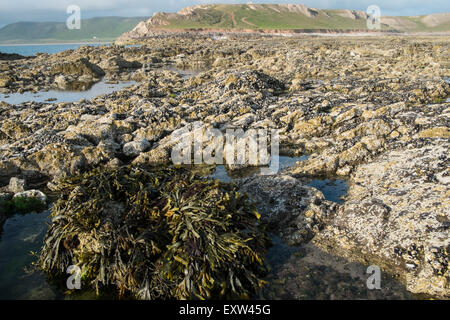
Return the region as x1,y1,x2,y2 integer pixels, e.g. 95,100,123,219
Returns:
314,142,450,298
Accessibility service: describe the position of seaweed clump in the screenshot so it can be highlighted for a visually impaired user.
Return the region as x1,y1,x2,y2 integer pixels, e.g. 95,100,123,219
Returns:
38,165,269,299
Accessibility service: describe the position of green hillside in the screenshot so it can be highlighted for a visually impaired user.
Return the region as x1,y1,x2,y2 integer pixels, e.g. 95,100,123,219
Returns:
0,17,147,44
150,5,370,30
121,4,450,36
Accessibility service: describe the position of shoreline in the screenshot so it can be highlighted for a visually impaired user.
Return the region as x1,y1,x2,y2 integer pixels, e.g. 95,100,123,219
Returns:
0,41,111,46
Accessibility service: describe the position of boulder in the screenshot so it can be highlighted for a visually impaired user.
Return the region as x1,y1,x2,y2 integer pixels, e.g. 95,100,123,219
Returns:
98,56,142,72
51,58,105,78
123,139,151,157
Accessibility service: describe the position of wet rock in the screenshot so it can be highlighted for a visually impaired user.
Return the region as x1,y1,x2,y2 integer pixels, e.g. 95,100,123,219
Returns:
0,52,27,61
0,192,13,202
0,161,20,187
238,175,337,246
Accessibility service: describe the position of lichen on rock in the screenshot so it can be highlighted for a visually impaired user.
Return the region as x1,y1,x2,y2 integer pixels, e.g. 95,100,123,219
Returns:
314,142,450,298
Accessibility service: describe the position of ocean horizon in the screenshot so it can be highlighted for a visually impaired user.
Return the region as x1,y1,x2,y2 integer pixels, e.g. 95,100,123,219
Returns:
0,42,110,56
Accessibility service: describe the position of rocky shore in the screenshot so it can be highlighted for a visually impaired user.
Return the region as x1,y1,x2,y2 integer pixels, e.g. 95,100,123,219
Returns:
0,34,448,298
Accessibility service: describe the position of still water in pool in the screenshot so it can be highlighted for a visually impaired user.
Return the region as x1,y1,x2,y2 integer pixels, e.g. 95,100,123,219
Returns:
0,80,136,105
0,156,349,299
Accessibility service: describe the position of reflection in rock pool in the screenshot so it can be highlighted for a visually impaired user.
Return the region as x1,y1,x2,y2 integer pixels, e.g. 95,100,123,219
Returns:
209,155,348,204
262,241,414,300
307,179,349,204
0,80,136,105
209,155,309,183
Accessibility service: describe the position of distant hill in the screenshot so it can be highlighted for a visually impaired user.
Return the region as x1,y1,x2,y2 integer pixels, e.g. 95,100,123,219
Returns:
0,17,147,44
117,4,450,41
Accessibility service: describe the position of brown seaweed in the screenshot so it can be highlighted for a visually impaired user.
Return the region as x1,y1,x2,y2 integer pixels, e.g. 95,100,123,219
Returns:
38,165,269,300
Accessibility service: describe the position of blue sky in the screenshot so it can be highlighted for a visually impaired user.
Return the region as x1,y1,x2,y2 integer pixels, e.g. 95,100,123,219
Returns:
0,0,449,27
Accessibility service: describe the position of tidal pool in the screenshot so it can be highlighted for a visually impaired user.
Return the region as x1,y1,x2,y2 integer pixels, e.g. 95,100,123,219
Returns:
307,179,348,204
204,156,410,300
209,155,349,204
0,80,136,105
0,210,62,300
0,155,351,300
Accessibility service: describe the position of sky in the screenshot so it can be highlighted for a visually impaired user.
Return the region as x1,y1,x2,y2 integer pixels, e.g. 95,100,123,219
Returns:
0,0,449,27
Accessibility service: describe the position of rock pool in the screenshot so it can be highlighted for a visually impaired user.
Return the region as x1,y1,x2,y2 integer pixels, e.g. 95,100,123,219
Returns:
0,80,136,104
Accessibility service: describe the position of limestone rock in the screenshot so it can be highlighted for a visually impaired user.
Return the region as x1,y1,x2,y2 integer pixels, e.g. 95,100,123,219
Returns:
314,142,450,298
123,139,151,157
8,177,27,193
99,57,142,72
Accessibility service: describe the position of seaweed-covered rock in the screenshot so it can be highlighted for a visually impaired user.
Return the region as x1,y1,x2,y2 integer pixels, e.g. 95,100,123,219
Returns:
0,193,13,217
38,165,268,300
0,190,47,215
